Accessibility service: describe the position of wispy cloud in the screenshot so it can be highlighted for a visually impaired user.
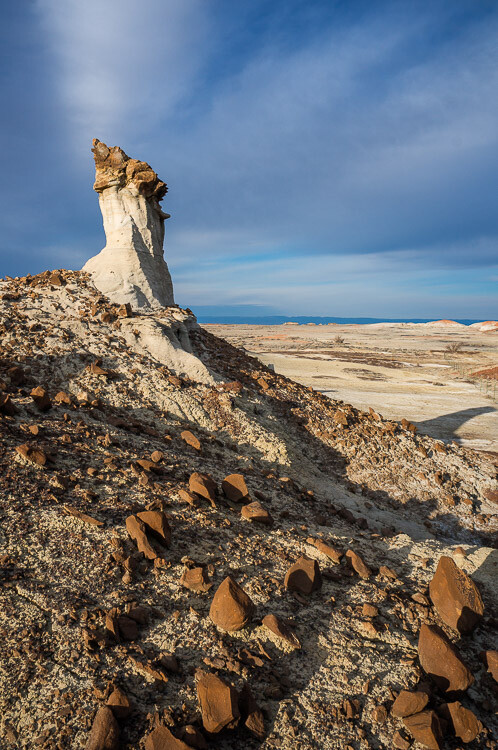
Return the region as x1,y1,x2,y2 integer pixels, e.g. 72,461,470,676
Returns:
35,0,211,147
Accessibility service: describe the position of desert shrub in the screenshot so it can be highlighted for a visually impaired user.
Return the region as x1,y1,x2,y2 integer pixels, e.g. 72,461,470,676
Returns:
445,342,464,353
334,335,345,345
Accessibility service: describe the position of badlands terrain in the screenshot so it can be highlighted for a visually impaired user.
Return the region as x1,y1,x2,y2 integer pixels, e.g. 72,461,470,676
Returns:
204,322,498,455
0,142,496,750
0,271,496,750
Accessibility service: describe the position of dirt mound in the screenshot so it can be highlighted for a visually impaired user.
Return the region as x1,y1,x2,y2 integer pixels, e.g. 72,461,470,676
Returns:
0,271,496,749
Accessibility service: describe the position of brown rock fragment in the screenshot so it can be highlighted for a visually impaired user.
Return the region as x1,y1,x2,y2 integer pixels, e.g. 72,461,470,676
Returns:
189,472,217,504
125,515,157,560
136,510,171,547
209,576,255,631
181,430,201,451
262,614,301,649
392,730,411,749
222,473,249,502
429,556,484,633
445,701,482,743
106,686,131,719
30,386,51,411
307,538,342,563
145,726,191,750
0,393,17,416
418,624,473,692
345,549,371,579
85,707,119,750
392,690,429,717
16,443,47,466
241,501,272,524
196,670,240,733
180,567,212,592
403,710,443,749
151,450,163,463
239,683,265,739
284,556,322,594
485,650,498,682
117,303,132,317
177,725,207,749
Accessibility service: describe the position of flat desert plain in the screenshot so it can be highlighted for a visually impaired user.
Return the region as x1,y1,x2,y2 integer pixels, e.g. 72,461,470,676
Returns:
203,322,498,454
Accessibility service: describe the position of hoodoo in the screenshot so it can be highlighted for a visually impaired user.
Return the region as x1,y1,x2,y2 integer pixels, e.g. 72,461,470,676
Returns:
82,139,175,308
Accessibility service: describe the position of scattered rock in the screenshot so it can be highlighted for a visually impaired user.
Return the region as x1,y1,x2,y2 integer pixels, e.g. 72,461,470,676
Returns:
418,624,473,692
307,538,342,563
403,710,443,749
284,556,322,594
362,603,378,618
125,510,170,559
241,501,272,525
85,707,119,750
189,472,217,505
30,386,51,411
181,430,201,451
209,576,255,631
443,701,483,743
239,683,265,739
485,650,498,682
15,443,47,466
222,473,249,502
180,567,212,592
262,614,301,649
429,555,484,633
177,725,208,749
144,726,191,750
106,686,131,719
345,549,371,579
196,670,240,733
392,690,429,717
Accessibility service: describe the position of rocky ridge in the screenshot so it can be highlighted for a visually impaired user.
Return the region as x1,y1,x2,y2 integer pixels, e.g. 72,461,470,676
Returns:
0,269,496,749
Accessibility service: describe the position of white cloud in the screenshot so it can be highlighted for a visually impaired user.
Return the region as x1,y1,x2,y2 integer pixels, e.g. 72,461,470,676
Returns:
36,0,211,148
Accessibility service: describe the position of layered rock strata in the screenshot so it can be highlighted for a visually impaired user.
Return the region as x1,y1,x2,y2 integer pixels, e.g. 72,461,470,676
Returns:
83,139,174,308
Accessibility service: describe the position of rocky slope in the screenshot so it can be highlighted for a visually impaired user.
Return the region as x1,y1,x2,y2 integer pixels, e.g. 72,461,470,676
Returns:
0,270,496,750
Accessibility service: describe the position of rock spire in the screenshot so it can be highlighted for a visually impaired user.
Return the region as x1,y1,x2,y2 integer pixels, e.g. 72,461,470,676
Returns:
82,139,175,308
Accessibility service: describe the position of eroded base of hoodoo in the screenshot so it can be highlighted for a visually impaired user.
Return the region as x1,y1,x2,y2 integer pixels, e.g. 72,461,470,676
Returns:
82,246,174,309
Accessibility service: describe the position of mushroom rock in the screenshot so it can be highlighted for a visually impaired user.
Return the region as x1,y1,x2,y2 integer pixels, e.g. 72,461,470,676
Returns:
83,139,174,309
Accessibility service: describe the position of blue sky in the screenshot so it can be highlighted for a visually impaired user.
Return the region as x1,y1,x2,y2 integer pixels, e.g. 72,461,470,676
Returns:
1,0,497,318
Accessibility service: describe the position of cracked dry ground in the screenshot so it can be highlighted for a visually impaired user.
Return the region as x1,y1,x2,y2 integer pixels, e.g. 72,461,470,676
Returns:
0,271,496,750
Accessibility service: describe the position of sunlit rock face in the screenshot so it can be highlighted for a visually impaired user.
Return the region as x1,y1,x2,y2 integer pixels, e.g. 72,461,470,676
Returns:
82,139,175,308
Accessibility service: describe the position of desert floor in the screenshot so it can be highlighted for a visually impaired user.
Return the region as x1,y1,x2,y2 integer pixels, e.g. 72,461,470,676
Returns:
203,323,498,454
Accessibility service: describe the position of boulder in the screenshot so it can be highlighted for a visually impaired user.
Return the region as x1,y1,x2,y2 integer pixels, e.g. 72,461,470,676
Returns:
485,650,498,682
284,556,322,594
144,726,191,750
180,430,201,451
418,624,473,692
177,725,208,749
106,686,131,719
403,710,443,749
196,671,240,733
392,690,429,717
241,501,272,525
239,683,265,739
429,556,484,633
180,566,212,592
345,549,371,578
209,576,255,631
85,707,119,750
222,473,249,502
136,510,171,547
444,701,482,743
189,472,217,504
262,614,301,649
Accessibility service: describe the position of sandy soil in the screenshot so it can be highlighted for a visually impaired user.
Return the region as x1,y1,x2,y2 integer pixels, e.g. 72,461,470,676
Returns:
203,323,498,453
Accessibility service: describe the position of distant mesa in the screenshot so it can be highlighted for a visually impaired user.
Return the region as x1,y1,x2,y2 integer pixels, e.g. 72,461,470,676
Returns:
424,319,466,327
82,139,174,309
469,320,498,332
